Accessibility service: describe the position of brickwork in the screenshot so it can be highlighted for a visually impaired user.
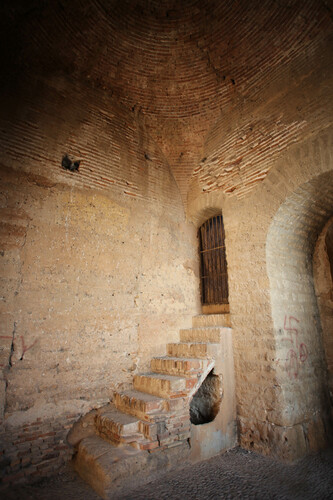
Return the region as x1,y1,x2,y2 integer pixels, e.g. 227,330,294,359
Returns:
0,0,332,485
71,314,236,496
188,129,333,459
0,414,76,486
313,217,333,409
2,1,332,205
267,171,333,426
0,71,199,481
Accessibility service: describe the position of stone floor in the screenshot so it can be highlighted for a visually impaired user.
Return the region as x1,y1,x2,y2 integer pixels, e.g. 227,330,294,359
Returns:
2,447,333,499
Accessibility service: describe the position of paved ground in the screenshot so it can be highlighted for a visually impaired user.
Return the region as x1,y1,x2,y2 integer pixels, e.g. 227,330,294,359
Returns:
2,447,333,499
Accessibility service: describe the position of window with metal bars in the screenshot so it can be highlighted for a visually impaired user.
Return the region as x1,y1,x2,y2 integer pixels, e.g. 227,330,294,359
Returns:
198,215,229,305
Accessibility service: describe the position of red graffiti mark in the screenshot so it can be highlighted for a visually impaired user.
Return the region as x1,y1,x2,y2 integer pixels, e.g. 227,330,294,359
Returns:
286,349,298,379
282,315,308,379
284,315,300,335
282,316,300,347
0,335,13,339
20,336,37,360
299,343,308,363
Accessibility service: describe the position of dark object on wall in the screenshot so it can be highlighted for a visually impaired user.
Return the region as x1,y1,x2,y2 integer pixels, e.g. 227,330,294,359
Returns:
62,154,81,172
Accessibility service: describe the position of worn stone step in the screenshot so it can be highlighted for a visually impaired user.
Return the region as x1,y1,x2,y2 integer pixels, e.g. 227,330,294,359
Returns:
114,389,168,421
133,373,191,399
74,435,148,498
74,434,191,498
167,342,213,359
192,313,231,328
180,326,232,343
95,404,143,445
151,356,210,377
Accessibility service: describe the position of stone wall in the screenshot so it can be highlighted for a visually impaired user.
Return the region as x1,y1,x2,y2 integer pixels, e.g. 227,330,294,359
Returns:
0,0,332,479
0,75,200,481
188,129,333,460
313,218,333,407
186,8,333,456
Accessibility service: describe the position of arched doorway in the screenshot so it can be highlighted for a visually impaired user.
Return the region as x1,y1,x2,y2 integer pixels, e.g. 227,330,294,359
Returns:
198,215,229,314
266,170,333,452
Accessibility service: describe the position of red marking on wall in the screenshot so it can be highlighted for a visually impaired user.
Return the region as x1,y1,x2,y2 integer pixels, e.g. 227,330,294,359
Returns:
283,315,308,379
0,335,13,339
20,336,37,360
286,349,298,379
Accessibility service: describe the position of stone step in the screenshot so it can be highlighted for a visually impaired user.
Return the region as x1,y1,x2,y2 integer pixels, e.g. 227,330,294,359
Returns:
74,434,191,498
95,404,143,445
74,435,150,498
114,389,168,421
180,326,232,343
192,313,231,328
151,356,210,377
133,373,192,399
167,342,215,359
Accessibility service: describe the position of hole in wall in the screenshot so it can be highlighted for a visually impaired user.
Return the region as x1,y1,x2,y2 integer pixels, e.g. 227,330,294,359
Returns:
61,154,81,172
189,369,222,425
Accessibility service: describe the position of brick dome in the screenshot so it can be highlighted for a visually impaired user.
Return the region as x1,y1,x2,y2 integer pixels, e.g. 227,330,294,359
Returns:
1,0,332,203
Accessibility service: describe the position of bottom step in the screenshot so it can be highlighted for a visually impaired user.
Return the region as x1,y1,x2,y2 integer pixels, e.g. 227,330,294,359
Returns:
74,434,191,498
74,435,143,498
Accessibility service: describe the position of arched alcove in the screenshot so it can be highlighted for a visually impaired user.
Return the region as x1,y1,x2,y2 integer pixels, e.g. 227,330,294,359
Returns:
190,370,223,425
266,170,333,447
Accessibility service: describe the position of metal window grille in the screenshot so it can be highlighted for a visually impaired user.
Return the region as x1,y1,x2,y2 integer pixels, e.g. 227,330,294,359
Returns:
198,215,229,305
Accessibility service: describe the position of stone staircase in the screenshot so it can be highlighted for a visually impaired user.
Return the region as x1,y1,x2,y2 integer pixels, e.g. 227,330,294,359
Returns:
70,314,235,498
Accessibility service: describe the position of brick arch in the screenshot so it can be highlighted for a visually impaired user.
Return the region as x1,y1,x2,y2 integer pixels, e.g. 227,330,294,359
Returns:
266,169,333,446
187,191,226,228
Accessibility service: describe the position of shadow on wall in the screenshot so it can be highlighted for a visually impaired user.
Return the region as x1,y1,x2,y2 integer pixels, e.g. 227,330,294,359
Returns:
313,217,333,408
190,370,222,425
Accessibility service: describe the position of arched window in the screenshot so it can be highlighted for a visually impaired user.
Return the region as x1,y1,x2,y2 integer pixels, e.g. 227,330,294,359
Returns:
198,215,229,312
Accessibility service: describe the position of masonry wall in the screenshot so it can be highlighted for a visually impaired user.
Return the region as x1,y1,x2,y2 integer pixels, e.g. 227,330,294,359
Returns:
313,218,333,405
0,75,200,482
185,3,333,458
188,130,333,460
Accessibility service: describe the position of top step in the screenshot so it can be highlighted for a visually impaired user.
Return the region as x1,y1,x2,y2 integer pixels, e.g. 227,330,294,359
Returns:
180,326,231,343
192,313,231,328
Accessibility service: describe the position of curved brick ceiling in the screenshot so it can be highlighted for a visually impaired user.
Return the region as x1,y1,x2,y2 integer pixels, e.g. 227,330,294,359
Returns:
2,0,332,204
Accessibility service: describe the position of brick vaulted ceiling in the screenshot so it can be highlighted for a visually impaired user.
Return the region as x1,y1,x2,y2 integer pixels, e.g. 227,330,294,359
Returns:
1,0,333,205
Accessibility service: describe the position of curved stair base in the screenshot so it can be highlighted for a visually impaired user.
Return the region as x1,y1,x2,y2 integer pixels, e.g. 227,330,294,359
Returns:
70,314,237,498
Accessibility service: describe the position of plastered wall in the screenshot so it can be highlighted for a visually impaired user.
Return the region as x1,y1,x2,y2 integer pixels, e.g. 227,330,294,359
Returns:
0,75,200,481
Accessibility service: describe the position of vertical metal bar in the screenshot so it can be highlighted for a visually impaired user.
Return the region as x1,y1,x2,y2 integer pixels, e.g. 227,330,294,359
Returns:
214,215,218,303
202,222,208,304
205,220,210,304
207,220,214,304
216,215,222,304
198,226,203,304
201,224,206,304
